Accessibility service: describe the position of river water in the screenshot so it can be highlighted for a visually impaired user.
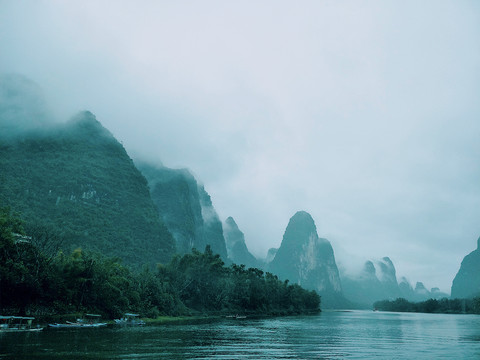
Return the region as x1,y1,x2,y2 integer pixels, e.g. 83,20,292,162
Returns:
1,310,479,359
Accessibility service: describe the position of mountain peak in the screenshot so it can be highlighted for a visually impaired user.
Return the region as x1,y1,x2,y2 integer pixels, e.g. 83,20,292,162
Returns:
291,210,315,224
282,211,318,246
415,282,426,291
223,216,258,268
269,211,345,308
364,260,376,275
66,111,115,143
225,216,238,229
70,111,105,129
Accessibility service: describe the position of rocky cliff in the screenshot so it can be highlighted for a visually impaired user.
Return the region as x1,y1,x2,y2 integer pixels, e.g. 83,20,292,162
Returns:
137,162,228,260
223,216,258,268
451,237,480,299
268,211,346,308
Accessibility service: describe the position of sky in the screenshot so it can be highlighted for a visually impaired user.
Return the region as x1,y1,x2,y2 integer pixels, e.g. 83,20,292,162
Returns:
1,0,479,293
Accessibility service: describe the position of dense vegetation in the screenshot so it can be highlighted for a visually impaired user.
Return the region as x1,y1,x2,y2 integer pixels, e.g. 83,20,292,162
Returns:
373,297,480,314
0,113,175,265
0,207,320,318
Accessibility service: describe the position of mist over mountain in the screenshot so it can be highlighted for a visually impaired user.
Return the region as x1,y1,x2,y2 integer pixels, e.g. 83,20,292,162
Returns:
1,73,472,311
265,248,278,264
451,237,480,299
268,211,347,308
136,162,228,260
0,109,176,265
341,256,450,307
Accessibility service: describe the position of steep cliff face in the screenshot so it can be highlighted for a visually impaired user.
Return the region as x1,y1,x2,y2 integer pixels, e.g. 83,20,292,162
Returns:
198,186,228,259
451,238,480,299
268,211,345,308
0,111,176,265
223,217,258,268
137,162,228,260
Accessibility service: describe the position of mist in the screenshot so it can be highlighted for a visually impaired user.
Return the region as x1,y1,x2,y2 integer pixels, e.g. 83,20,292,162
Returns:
0,74,54,137
1,1,480,293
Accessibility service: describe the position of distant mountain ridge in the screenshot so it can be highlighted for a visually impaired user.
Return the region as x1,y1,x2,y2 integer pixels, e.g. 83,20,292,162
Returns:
341,257,449,307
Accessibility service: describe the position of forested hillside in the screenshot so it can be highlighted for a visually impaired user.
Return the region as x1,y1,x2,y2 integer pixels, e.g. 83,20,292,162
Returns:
0,112,176,265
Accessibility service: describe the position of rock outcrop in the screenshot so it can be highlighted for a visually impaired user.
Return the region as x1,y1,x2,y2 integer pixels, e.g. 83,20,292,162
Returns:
268,211,346,308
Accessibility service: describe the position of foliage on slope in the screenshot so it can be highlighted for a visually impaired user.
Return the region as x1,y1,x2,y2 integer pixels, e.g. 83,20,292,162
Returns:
0,207,320,318
0,113,176,265
373,297,480,314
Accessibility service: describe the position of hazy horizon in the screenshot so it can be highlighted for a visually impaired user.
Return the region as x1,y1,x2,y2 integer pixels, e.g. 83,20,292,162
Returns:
1,1,480,293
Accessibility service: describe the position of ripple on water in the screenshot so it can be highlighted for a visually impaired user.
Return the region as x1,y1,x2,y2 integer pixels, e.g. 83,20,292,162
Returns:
1,311,480,359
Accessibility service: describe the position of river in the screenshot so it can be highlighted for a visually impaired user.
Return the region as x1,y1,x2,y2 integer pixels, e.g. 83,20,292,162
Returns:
1,310,479,359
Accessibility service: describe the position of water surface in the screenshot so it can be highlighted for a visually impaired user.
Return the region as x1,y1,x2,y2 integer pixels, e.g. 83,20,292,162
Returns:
1,310,479,359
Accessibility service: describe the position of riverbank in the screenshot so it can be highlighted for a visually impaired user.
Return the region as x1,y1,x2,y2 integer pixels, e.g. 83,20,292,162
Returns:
23,308,321,328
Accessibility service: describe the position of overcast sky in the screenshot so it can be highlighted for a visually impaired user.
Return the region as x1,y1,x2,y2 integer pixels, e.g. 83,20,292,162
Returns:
1,0,479,293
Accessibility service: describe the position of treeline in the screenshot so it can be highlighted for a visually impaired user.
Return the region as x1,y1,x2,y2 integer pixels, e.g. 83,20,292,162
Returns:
0,207,320,318
374,297,480,314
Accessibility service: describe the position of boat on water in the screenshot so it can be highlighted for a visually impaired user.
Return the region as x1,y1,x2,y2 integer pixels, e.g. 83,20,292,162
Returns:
0,316,43,332
49,313,107,329
48,322,107,328
226,314,247,319
114,313,145,326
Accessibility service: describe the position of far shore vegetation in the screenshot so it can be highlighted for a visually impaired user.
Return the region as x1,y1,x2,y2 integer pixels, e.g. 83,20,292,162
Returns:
374,297,480,315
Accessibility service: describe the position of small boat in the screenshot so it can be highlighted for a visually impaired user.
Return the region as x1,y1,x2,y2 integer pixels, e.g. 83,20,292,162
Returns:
114,313,145,326
0,316,43,332
49,314,107,328
226,314,247,319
